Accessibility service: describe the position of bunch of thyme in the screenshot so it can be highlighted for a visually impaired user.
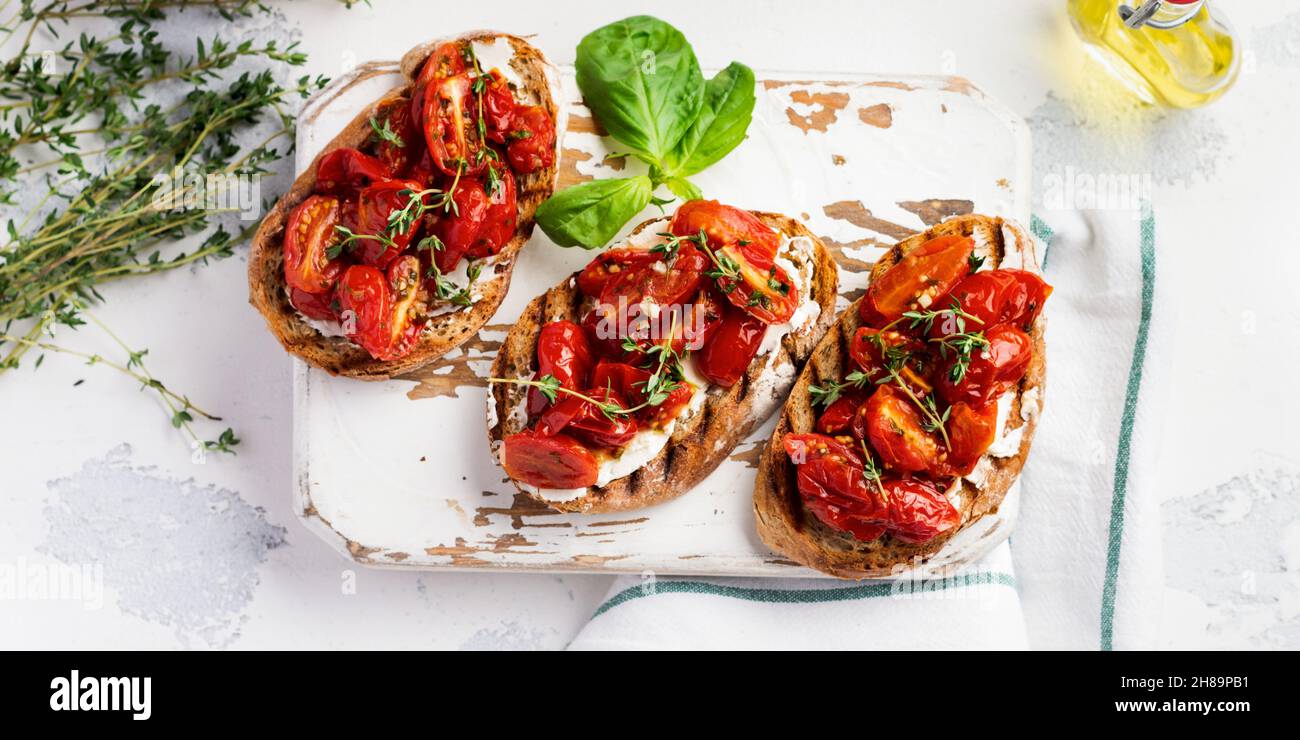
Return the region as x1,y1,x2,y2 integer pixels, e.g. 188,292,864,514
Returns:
0,1,339,454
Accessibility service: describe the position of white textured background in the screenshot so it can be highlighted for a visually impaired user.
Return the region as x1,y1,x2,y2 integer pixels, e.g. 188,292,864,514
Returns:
2,0,1297,649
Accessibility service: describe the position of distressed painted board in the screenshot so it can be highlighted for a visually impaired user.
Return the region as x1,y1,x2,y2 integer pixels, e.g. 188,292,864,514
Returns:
293,62,1032,577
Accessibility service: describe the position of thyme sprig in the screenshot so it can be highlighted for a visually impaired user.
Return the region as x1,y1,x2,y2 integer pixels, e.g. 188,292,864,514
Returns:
0,2,337,452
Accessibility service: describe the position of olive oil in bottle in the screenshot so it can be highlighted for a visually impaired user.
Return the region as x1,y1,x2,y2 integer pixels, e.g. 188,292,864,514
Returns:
1067,0,1239,108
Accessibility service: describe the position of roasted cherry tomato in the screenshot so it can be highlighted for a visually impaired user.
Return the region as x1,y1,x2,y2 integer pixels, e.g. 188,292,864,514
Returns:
796,457,888,541
782,433,864,467
284,195,344,294
504,104,556,174
590,361,652,406
467,172,517,260
429,178,489,272
382,255,427,360
937,269,1052,336
862,235,974,324
334,264,393,359
936,324,1032,408
537,386,638,449
712,244,801,324
421,73,487,176
945,401,998,475
882,478,961,544
372,100,424,179
315,148,391,195
482,70,518,142
502,429,599,489
576,248,664,298
597,243,708,311
593,243,708,355
642,382,695,428
694,306,766,387
670,199,779,262
587,361,695,428
816,393,868,436
289,287,338,322
863,385,941,474
848,327,931,389
581,304,627,360
528,320,595,416
354,179,423,267
410,42,467,130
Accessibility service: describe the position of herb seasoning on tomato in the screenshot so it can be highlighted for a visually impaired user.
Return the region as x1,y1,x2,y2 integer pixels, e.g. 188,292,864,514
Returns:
280,39,553,362
492,202,820,495
783,233,1053,545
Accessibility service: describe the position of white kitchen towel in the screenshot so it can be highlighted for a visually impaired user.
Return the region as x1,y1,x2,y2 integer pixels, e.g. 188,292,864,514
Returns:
567,207,1167,651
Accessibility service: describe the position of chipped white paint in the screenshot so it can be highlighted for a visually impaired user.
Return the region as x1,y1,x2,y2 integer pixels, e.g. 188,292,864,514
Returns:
294,66,1032,578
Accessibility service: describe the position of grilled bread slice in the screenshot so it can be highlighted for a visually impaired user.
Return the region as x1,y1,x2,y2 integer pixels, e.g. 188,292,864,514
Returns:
754,214,1046,578
487,212,839,514
248,31,560,379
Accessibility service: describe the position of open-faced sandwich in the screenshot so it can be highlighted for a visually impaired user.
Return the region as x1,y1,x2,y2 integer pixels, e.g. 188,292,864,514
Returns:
487,200,838,513
754,214,1052,578
249,32,560,378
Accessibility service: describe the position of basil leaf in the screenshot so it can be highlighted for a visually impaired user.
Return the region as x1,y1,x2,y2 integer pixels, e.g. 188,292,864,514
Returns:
663,62,756,176
535,176,653,249
664,176,701,202
575,16,704,163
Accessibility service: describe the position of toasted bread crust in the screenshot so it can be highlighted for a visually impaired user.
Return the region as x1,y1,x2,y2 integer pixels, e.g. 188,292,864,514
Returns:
754,214,1047,578
248,32,559,379
487,212,840,514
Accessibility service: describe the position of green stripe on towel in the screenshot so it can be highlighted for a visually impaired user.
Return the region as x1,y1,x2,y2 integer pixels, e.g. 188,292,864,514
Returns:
591,571,1017,620
1099,205,1156,651
1030,214,1054,269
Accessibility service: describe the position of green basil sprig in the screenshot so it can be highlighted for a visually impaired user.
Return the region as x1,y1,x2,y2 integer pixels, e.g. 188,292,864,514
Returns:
536,16,756,249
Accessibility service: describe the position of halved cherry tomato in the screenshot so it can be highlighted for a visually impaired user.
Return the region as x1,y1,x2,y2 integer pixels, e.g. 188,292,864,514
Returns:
597,243,707,312
694,306,766,387
576,248,664,298
528,320,595,416
334,264,393,359
642,382,695,428
936,324,1032,408
536,386,638,449
410,42,467,130
587,361,695,428
289,287,338,322
936,269,1052,336
284,195,344,294
502,430,599,489
467,172,517,260
581,304,627,360
670,200,780,263
782,433,864,467
816,393,868,436
421,73,487,176
863,385,941,474
945,401,998,475
354,179,423,267
315,148,391,195
590,361,652,406
882,478,961,544
504,105,556,174
372,100,424,179
429,178,489,273
796,457,888,541
382,255,427,361
712,244,800,324
848,327,929,385
482,70,518,143
862,235,974,324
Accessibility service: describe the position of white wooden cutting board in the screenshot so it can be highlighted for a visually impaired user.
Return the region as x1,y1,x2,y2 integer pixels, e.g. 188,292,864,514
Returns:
292,62,1032,577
